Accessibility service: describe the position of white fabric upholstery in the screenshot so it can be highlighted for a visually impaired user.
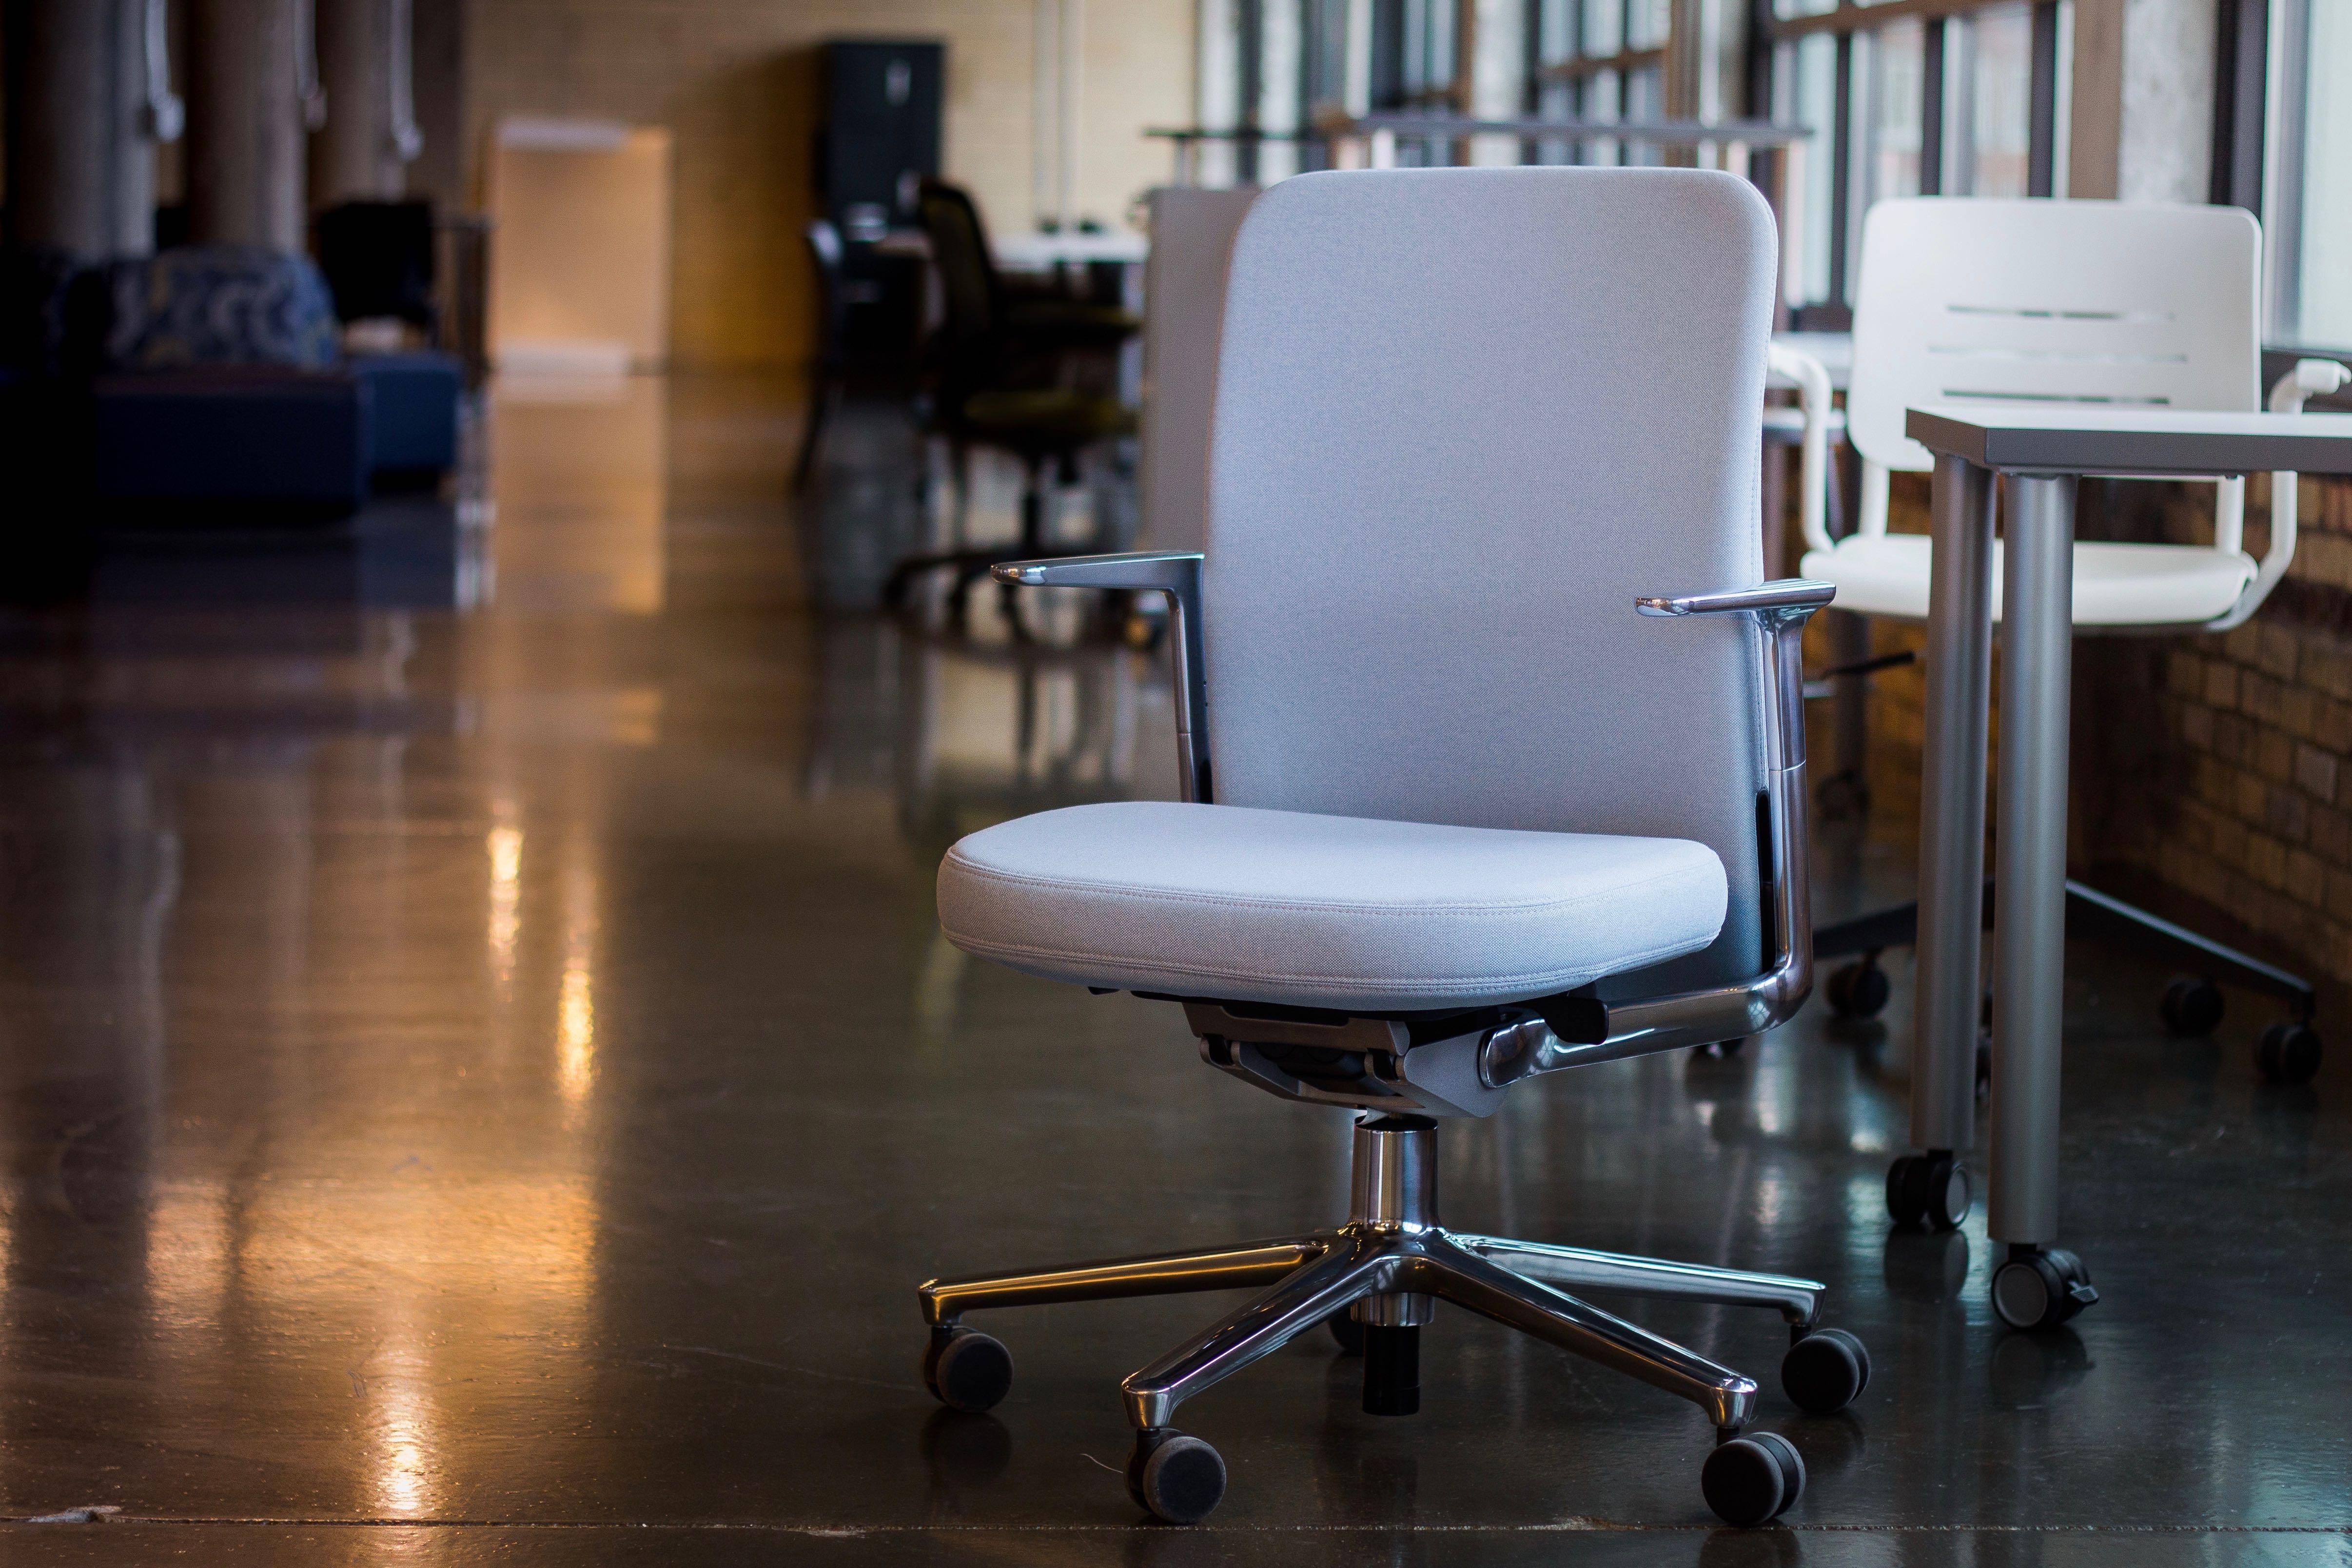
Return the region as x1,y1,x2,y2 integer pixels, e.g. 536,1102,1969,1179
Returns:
938,802,1728,1011
1201,167,1778,994
938,167,1782,1010
1802,535,2255,624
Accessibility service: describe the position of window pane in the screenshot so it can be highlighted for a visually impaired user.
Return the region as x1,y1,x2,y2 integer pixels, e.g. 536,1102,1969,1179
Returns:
2296,0,2352,345
1624,65,1665,163
1867,20,1924,206
1585,67,1622,166
1957,5,2032,196
1627,0,1670,51
1538,0,1576,62
1789,33,1837,304
1583,0,1622,59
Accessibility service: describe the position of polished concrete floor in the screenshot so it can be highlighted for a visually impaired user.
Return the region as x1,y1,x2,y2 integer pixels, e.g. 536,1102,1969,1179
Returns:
0,376,2344,1565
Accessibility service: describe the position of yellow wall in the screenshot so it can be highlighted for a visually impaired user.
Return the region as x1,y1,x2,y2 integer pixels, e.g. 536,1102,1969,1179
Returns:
466,0,1195,371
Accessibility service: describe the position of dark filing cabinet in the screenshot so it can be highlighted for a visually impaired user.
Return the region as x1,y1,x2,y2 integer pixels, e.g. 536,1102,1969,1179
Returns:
817,39,944,366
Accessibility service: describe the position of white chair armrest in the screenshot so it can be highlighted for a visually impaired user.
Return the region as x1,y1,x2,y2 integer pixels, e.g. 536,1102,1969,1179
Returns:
2206,358,2351,631
1767,343,1837,557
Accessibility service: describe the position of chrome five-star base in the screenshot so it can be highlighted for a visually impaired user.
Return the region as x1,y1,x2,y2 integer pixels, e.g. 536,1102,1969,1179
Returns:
918,1115,1869,1527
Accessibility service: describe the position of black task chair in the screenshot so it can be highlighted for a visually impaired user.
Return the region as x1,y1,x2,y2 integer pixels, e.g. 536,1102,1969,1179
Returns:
881,183,1138,614
915,181,1139,353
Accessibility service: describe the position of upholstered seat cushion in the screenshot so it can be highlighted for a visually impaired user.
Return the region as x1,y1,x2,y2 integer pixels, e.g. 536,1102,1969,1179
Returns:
1801,534,2253,624
937,801,1728,1012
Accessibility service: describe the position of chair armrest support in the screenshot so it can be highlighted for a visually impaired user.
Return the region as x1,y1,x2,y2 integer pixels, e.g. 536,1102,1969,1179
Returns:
1638,578,1834,774
1766,343,1836,556
1485,578,1837,1081
2205,357,2352,632
993,551,1213,802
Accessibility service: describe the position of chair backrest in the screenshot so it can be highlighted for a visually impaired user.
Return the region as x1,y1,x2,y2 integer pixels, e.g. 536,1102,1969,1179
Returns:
804,219,847,368
916,181,1001,346
1205,168,1777,991
1139,185,1258,552
1849,198,2260,474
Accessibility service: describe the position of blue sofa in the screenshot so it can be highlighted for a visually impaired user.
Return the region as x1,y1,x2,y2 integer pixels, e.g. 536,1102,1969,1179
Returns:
86,246,461,520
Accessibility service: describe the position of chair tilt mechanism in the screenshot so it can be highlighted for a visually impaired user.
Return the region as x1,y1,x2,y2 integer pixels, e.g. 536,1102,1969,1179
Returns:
915,170,1873,1529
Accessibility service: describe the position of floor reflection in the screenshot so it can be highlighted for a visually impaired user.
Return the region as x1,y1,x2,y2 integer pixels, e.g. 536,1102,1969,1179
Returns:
0,376,2335,1560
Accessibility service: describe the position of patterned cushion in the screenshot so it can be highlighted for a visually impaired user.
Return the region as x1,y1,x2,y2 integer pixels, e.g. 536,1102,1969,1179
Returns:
107,246,342,372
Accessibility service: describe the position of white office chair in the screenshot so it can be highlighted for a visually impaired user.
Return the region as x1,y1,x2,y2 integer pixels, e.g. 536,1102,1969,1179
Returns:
912,167,1869,1530
1779,201,2350,1183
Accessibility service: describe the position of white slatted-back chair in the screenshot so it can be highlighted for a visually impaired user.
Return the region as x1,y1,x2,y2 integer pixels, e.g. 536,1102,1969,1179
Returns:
1795,198,2344,631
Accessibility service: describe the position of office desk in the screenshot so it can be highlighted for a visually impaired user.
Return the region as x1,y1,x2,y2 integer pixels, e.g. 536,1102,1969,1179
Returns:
1903,406,2352,1325
992,231,1149,270
867,229,1149,270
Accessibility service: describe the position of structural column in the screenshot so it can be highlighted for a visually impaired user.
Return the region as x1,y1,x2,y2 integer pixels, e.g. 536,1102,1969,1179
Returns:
2,0,164,259
312,0,421,207
186,0,311,249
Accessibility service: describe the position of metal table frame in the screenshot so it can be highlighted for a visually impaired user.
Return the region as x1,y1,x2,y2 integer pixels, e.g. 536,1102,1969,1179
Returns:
1904,407,2352,1314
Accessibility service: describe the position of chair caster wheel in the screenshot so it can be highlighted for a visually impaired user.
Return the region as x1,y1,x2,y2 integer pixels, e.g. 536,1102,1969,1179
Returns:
921,1326,1013,1413
1327,1311,1364,1354
2256,1021,2322,1085
1991,1246,2099,1331
1886,1152,1971,1232
1702,1431,1805,1526
1825,957,1890,1019
2160,974,2225,1036
1692,1035,1749,1059
1126,1428,1226,1524
1782,1327,1871,1415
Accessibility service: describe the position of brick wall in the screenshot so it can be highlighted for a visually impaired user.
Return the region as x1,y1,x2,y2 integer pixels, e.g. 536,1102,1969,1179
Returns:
2077,472,2352,980
1820,470,2352,984
466,0,1194,371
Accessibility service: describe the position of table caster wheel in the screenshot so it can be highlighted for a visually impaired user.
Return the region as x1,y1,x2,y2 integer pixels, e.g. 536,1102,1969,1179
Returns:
1991,1246,2098,1331
1127,1428,1226,1524
1886,1151,1970,1232
1702,1431,1805,1526
2256,1021,2322,1085
921,1326,1012,1413
2160,974,2224,1036
1825,957,1890,1019
1782,1328,1871,1415
1327,1311,1364,1354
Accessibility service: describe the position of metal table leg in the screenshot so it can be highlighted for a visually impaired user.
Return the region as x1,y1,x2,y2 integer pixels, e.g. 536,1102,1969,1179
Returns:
1987,472,2099,1330
1893,455,1997,1231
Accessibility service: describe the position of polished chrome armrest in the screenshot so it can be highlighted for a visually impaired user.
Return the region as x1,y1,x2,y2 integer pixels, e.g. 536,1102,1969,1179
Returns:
992,551,1212,803
1639,578,1832,775
1486,577,1835,1084
1636,579,1837,620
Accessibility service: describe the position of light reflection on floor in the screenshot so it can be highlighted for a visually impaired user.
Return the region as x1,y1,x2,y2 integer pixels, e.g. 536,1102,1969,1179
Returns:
0,377,2337,1564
